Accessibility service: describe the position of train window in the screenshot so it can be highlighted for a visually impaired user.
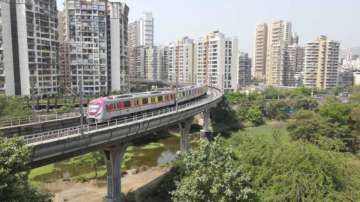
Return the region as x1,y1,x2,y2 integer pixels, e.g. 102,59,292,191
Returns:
151,97,156,103
158,96,163,102
117,102,124,109
182,92,186,97
142,98,148,105
165,95,169,101
113,103,116,110
107,104,113,112
124,101,131,108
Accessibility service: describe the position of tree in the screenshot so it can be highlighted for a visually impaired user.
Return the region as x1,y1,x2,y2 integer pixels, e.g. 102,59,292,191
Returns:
294,97,318,111
288,108,359,152
350,86,360,104
287,110,323,142
0,96,31,118
171,138,255,202
236,133,360,202
319,100,352,125
211,100,242,136
81,152,105,178
246,105,264,126
289,87,313,98
0,137,51,202
265,100,290,120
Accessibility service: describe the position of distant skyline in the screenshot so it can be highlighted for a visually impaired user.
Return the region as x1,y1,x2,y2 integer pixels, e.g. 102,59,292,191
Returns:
58,0,360,54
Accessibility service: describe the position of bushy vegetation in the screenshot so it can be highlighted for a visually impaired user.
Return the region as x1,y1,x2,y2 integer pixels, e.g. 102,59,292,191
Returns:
166,127,360,202
0,137,51,202
171,138,255,202
230,131,360,201
0,96,31,118
167,87,360,202
212,87,320,131
288,98,360,153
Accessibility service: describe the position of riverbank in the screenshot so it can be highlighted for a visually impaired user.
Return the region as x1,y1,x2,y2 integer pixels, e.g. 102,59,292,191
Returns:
40,167,169,202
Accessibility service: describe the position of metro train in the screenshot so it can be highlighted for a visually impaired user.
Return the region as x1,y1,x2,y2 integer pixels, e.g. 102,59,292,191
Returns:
86,85,208,123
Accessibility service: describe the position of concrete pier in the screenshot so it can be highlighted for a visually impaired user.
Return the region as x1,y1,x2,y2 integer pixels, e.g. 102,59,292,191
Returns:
179,118,193,152
103,144,128,202
200,109,213,140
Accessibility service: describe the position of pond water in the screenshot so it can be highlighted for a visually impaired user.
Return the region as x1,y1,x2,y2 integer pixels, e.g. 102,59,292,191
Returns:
125,134,199,168
31,132,200,183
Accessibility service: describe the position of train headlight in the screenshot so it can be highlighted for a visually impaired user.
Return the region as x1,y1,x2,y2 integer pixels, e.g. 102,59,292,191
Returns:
88,104,101,116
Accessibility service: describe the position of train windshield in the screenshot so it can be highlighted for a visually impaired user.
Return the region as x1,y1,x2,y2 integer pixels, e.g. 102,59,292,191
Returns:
88,104,100,113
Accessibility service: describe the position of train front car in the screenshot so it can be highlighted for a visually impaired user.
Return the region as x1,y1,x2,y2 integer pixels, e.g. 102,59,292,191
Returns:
86,97,106,123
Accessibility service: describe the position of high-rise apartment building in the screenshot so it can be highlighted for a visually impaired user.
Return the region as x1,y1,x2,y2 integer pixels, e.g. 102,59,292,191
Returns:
128,12,154,81
287,44,304,86
224,37,239,90
303,36,340,89
195,31,238,91
63,0,128,96
58,11,71,94
144,46,167,81
129,46,146,80
139,12,154,47
0,5,5,94
238,52,252,88
253,23,268,81
1,0,59,96
167,37,195,84
128,45,167,82
266,20,292,86
108,2,129,92
128,21,140,49
128,12,154,47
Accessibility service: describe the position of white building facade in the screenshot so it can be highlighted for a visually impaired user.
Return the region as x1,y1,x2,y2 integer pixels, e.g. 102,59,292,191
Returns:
144,46,167,81
167,37,195,84
253,23,268,81
266,20,292,86
109,2,129,92
1,0,59,96
303,36,340,89
195,31,238,91
64,0,129,96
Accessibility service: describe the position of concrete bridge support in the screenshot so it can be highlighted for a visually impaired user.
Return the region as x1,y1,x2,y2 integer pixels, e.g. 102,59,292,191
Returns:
103,144,128,202
200,109,213,140
179,118,193,152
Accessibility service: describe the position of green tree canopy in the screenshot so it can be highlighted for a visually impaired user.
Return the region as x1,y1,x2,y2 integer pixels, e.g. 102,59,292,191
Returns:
265,100,290,120
319,100,352,125
0,137,51,202
246,105,264,126
287,109,358,152
234,133,360,202
0,96,31,118
211,100,242,136
171,138,255,202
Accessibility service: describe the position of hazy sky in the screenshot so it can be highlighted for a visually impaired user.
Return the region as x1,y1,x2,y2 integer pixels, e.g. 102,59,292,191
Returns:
58,0,360,54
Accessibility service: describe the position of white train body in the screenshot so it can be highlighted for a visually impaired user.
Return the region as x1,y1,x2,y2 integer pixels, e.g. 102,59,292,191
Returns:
86,85,208,123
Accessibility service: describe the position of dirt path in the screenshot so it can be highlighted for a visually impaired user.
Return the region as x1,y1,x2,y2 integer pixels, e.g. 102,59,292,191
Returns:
42,167,169,202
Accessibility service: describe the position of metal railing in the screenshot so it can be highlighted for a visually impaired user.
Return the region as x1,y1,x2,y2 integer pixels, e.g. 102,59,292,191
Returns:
0,112,80,128
24,89,221,145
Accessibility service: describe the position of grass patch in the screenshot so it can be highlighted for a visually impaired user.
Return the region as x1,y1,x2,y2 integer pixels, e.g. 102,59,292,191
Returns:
73,166,107,182
141,142,165,150
234,121,288,136
227,121,289,152
29,164,57,187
